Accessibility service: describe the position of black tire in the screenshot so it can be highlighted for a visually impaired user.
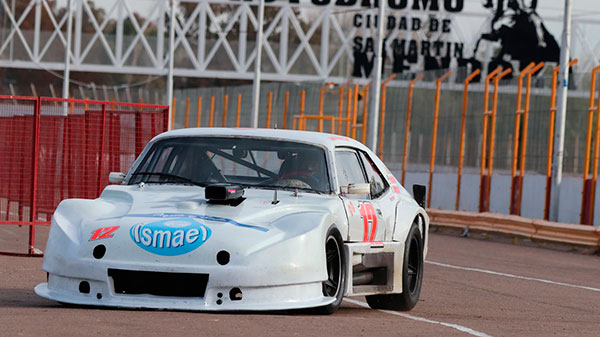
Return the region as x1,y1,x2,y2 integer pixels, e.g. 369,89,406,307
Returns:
315,227,346,315
365,221,424,311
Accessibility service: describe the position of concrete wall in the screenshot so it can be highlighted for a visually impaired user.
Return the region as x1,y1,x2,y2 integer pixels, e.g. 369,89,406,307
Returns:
398,168,595,225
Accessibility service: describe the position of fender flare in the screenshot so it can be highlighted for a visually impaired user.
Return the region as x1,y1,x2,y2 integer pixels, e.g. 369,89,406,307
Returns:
392,203,430,258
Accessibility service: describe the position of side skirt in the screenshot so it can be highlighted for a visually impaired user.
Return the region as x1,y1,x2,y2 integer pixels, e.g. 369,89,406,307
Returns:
343,242,404,296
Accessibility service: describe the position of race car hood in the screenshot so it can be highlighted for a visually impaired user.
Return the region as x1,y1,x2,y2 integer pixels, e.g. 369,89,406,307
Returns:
43,184,345,285
94,183,335,230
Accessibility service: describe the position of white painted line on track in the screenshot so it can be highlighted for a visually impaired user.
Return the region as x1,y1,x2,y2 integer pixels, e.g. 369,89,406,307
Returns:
344,298,493,337
426,260,600,293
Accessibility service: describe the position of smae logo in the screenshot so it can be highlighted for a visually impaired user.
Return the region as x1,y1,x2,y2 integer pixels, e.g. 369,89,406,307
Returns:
130,218,211,256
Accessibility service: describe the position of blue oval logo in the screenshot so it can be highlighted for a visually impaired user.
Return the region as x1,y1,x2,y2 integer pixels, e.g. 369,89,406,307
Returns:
130,218,211,256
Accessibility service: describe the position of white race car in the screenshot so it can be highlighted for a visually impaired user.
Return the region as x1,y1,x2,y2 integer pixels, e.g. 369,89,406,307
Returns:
35,128,429,314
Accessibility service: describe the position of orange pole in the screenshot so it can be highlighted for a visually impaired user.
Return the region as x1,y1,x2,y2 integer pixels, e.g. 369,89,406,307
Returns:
401,74,424,186
300,90,306,130
170,97,176,130
427,70,452,208
378,74,396,158
184,97,190,128
582,69,599,185
330,115,335,134
235,94,242,128
345,87,353,136
361,84,370,144
283,91,289,129
378,85,387,158
209,96,215,127
319,86,325,132
485,68,513,210
509,62,536,214
516,62,545,214
222,94,229,127
591,66,600,225
455,68,481,210
338,87,345,135
319,82,334,132
266,92,273,128
544,59,577,219
337,82,350,134
581,65,600,224
351,84,359,139
196,96,202,127
479,67,502,212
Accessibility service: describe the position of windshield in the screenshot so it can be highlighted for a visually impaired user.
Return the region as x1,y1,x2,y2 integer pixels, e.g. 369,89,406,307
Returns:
129,137,331,194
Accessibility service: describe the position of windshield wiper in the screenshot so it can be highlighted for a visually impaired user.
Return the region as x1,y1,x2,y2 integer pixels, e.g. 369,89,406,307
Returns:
250,184,325,195
129,172,206,187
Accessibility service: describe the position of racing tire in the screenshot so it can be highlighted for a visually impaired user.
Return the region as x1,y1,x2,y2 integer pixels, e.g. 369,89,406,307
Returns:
315,227,347,315
365,221,423,311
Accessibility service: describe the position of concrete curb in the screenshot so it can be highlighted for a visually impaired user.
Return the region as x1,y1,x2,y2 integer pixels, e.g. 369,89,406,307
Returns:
427,209,600,248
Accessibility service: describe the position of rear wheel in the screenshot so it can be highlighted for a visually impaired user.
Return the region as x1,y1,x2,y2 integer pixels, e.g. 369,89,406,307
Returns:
366,221,423,311
316,227,346,315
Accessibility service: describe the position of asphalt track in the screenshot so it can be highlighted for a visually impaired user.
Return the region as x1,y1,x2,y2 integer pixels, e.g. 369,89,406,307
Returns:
1,225,599,337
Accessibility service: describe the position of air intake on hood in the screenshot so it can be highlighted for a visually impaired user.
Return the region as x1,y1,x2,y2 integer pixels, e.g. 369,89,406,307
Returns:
205,184,245,206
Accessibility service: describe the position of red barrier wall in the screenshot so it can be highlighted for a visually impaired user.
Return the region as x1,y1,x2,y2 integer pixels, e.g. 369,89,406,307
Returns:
0,96,168,255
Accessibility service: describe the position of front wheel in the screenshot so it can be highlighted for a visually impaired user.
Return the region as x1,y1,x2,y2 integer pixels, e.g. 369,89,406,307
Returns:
315,227,346,315
365,221,424,311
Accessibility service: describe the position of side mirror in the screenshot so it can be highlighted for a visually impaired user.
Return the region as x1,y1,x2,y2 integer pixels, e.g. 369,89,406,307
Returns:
344,183,371,195
413,184,426,208
109,172,126,184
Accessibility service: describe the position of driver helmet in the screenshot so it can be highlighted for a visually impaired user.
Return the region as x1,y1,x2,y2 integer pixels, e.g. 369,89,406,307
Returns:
279,151,325,184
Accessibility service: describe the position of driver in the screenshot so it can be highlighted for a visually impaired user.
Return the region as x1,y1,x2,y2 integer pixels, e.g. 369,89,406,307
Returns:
277,152,326,190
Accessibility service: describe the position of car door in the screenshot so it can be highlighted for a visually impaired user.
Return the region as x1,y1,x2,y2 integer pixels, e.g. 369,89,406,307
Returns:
335,148,392,243
356,150,396,242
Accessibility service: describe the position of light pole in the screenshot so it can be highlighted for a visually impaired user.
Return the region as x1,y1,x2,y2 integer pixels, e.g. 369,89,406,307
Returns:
550,0,573,222
250,0,265,128
61,0,73,100
367,0,386,150
166,0,176,129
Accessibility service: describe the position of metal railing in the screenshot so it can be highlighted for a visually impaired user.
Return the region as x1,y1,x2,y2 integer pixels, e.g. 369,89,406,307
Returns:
0,96,168,256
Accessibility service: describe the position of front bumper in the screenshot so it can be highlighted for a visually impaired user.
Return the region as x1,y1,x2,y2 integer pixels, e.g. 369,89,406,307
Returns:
35,271,333,311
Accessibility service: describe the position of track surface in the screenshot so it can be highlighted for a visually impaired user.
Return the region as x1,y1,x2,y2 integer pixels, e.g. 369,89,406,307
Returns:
1,226,599,337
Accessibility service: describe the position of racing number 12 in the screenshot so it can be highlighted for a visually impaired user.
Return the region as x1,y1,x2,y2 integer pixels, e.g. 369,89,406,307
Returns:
360,203,377,242
89,226,119,241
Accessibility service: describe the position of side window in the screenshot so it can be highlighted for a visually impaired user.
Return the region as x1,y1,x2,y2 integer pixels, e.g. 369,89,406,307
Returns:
358,151,388,199
335,150,367,199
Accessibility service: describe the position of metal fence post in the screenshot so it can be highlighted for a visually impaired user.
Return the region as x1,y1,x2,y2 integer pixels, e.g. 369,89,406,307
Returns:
456,68,481,210
510,63,536,215
29,97,42,255
378,74,396,159
427,71,452,208
479,67,502,212
401,74,424,186
97,103,107,197
485,68,513,211
581,65,600,225
516,62,545,214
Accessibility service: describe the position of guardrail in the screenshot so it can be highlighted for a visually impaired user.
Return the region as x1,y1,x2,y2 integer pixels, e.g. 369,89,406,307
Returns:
427,209,600,248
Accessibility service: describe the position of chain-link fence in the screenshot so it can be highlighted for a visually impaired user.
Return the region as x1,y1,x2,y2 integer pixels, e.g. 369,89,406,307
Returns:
170,66,596,179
